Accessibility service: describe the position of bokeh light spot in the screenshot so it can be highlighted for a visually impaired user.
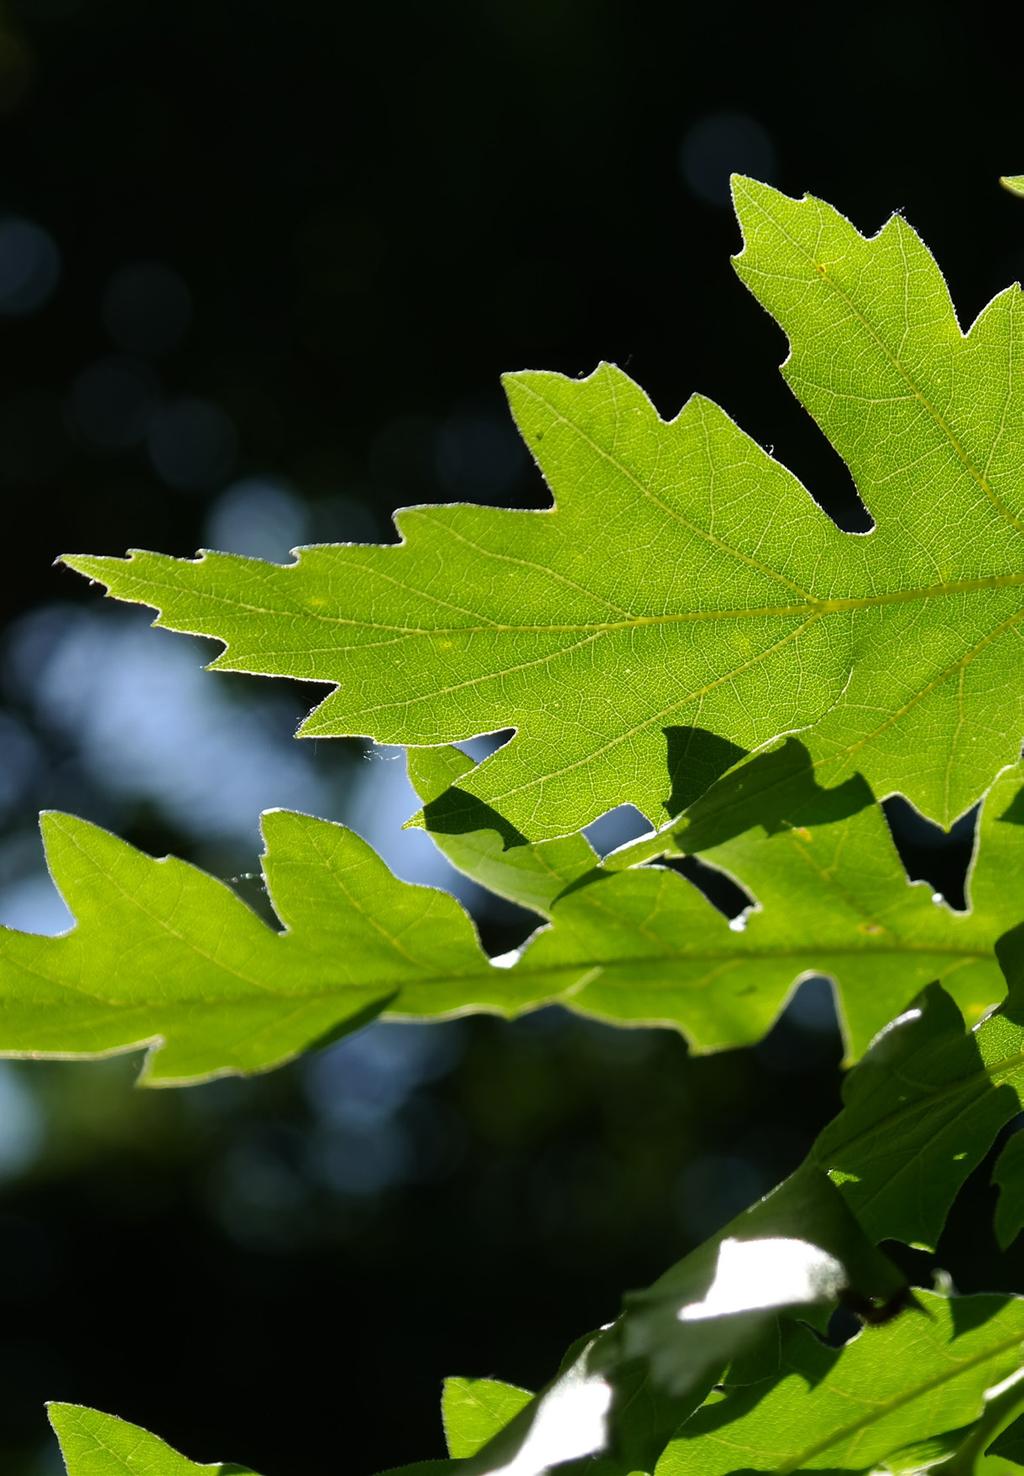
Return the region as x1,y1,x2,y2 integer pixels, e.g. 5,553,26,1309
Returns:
0,217,60,315
147,397,237,491
101,261,192,356
0,1067,43,1179
67,356,159,449
679,112,777,207
204,476,309,561
436,406,528,502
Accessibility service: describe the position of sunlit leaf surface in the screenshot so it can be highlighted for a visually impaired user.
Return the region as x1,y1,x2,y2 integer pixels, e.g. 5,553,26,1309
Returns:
7,743,1024,1081
67,179,1024,836
49,1404,259,1475
0,809,498,1083
442,1379,534,1459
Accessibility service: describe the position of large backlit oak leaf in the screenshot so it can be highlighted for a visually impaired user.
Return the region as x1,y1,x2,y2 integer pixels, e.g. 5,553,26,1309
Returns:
65,179,1024,837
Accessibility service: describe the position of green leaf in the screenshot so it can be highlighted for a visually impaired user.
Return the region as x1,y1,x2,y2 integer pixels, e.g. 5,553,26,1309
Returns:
65,178,1024,837
442,1378,534,1457
433,1337,617,1476
811,976,1024,1252
656,1291,1024,1475
407,743,598,917
7,742,1024,1084
615,1164,904,1398
405,1166,903,1476
415,740,1024,1058
48,1404,258,1475
0,808,502,1084
1001,176,1024,197
993,1132,1024,1249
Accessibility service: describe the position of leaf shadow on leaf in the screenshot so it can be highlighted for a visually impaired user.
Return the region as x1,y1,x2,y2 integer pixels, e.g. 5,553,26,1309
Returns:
947,1286,1012,1342
662,727,748,819
553,737,875,906
681,1468,849,1475
418,728,759,853
996,783,1024,827
672,736,873,854
419,787,530,850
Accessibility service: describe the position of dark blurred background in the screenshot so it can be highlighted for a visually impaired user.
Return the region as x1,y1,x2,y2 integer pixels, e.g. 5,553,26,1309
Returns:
0,1,1021,1471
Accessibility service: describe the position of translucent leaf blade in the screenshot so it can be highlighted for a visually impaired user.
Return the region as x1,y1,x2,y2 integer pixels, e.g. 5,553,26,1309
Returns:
49,1404,259,1475
65,181,1024,834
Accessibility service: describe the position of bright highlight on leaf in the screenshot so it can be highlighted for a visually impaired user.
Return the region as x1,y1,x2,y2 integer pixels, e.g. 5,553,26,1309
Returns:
66,176,1024,837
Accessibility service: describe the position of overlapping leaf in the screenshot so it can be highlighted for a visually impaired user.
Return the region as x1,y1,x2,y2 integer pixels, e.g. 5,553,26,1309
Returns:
380,960,1024,1474
66,178,1024,838
657,1291,1024,1475
377,1069,1024,1476
995,1132,1024,1249
5,740,1024,1081
377,1167,906,1476
414,740,1024,1057
810,977,1024,1251
28,177,1024,1476
44,974,1024,1476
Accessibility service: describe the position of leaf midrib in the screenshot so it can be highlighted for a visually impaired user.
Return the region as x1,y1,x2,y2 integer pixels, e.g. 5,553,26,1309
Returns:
68,559,1024,640
722,1322,1024,1473
3,929,995,1017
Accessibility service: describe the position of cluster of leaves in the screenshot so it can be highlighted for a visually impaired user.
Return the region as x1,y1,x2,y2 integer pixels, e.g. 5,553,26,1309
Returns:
12,176,1024,1471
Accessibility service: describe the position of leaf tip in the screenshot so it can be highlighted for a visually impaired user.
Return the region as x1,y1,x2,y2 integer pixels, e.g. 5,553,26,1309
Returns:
258,805,318,844
58,551,137,592
37,808,80,848
1000,175,1024,198
729,174,785,254
46,1401,82,1436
